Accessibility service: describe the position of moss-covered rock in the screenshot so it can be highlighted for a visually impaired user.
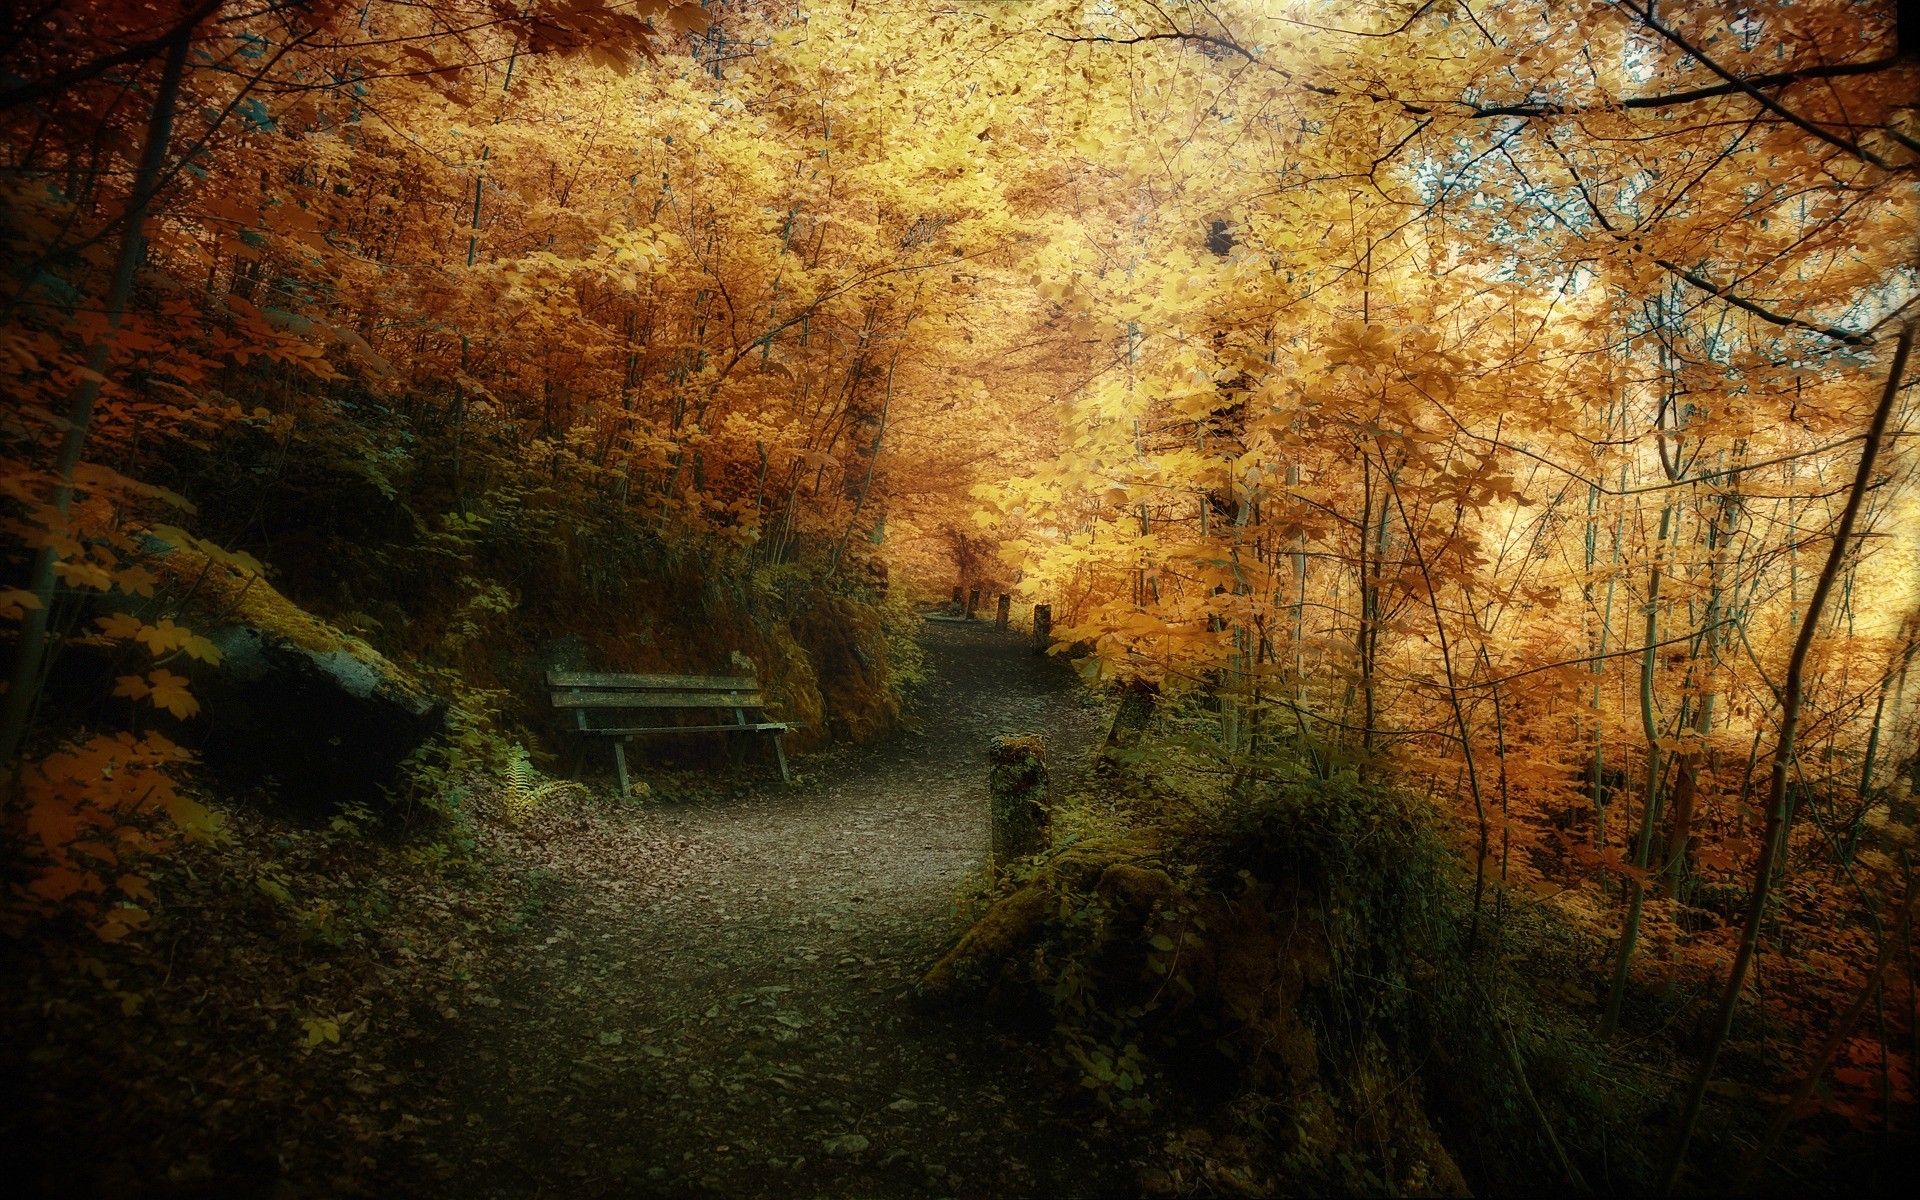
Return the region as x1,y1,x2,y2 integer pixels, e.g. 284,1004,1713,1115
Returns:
155,549,448,807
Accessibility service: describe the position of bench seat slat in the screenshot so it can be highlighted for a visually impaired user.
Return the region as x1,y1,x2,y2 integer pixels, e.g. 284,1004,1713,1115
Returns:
552,690,765,710
577,722,791,736
547,671,757,691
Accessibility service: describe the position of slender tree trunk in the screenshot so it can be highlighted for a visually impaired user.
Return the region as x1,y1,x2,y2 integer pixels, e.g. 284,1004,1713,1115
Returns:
1590,460,1628,881
831,306,914,573
1660,318,1915,1192
1601,501,1674,1037
0,27,193,775
1384,474,1490,953
1842,643,1911,864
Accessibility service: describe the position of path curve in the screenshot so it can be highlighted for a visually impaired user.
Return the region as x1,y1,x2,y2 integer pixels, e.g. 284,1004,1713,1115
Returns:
408,619,1131,1198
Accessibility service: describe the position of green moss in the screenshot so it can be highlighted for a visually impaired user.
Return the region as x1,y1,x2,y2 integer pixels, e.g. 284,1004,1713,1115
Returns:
927,741,1619,1195
159,547,386,667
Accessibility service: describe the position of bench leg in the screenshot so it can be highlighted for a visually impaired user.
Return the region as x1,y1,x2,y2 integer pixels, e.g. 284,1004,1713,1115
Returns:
613,738,632,801
771,731,791,785
729,730,749,769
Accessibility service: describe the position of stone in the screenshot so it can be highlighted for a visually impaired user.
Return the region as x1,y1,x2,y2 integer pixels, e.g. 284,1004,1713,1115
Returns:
119,543,449,808
189,623,447,807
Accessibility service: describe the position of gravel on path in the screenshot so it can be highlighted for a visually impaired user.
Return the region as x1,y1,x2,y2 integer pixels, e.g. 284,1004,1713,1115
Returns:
406,618,1132,1198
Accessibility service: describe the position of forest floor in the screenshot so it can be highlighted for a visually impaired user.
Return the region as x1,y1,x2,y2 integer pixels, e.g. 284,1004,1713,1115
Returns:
5,617,1141,1199
397,617,1134,1198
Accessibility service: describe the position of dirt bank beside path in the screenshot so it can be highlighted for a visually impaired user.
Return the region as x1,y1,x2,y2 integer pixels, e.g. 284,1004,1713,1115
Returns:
407,618,1130,1198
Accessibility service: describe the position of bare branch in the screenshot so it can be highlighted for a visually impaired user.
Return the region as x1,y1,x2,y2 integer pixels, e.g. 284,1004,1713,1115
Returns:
1613,0,1898,169
0,0,225,113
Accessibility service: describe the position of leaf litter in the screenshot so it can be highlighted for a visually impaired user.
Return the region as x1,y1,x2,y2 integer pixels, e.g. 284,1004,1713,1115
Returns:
2,621,1129,1197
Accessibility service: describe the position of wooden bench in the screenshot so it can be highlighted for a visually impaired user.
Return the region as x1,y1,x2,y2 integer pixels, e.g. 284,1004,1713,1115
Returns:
547,671,792,796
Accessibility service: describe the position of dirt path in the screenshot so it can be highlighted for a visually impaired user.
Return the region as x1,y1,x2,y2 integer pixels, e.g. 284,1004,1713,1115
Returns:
406,618,1132,1198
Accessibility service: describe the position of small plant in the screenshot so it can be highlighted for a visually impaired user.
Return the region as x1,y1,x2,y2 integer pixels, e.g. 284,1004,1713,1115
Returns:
502,745,582,821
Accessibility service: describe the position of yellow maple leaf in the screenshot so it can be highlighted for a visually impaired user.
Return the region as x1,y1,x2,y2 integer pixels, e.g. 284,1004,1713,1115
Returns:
667,3,710,35
53,559,113,590
1,587,43,618
96,612,144,639
302,1016,341,1048
136,619,192,655
113,565,159,597
146,670,199,719
94,906,150,942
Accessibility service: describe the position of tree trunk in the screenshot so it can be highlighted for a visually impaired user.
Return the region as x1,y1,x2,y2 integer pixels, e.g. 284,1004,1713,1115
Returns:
0,27,193,774
1659,318,1914,1192
1601,500,1674,1038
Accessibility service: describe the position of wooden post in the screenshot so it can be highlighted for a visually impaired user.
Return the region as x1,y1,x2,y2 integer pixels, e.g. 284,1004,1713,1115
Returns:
950,585,963,612
770,730,791,785
613,738,632,801
996,593,1011,629
988,735,1050,863
1032,603,1052,653
966,588,981,620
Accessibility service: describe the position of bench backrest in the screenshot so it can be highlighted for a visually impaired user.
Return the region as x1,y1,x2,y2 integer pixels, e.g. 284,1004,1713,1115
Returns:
546,671,766,712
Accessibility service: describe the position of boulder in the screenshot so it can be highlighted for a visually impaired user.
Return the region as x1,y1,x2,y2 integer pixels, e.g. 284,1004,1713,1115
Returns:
151,546,448,808
193,624,447,807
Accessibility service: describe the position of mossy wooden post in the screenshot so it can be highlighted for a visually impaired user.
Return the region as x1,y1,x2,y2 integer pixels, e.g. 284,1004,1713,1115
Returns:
1032,603,1051,653
966,588,981,620
996,594,1011,629
950,585,963,612
988,735,1049,864
1106,679,1158,751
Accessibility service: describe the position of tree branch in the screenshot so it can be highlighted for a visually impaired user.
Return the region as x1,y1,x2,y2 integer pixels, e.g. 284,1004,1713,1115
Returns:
0,0,225,113
1655,257,1874,346
1614,0,1898,169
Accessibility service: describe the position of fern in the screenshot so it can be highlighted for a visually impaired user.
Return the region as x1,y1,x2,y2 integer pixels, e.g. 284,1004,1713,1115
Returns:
501,747,581,821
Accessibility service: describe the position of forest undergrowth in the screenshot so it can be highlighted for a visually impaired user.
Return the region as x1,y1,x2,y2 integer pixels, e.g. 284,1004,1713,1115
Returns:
928,700,1910,1196
0,754,728,1195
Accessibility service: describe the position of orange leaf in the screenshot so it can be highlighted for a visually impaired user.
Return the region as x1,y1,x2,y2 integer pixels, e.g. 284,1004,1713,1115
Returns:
113,566,159,597
52,559,113,590
146,670,199,720
94,907,149,942
29,866,98,902
96,612,144,640
667,3,710,35
135,619,191,655
0,587,44,617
